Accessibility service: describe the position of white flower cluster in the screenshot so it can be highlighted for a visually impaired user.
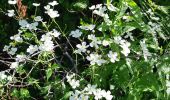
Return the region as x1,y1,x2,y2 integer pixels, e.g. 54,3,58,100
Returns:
19,19,39,30
3,46,27,70
66,74,80,89
3,45,17,55
89,4,118,26
75,40,119,65
44,1,59,18
10,54,27,69
67,74,113,100
72,32,120,65
86,53,106,66
27,45,39,55
39,29,60,52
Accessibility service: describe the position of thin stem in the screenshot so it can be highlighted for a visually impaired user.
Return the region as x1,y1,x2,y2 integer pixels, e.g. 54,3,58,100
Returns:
52,19,74,50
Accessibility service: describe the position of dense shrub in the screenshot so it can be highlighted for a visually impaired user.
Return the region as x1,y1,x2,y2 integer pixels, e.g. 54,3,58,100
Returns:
0,0,170,99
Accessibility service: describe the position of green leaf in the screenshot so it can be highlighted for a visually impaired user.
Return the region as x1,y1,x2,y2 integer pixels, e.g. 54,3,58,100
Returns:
20,88,30,98
61,91,72,99
51,63,59,70
73,2,87,10
46,68,53,81
11,89,19,98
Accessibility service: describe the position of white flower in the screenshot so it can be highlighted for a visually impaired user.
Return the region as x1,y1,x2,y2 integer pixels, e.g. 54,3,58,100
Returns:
79,94,89,100
66,74,75,82
89,4,102,10
3,45,10,52
93,6,107,17
108,51,119,63
10,34,23,42
34,16,43,22
8,47,17,55
8,0,17,5
120,42,130,57
93,88,104,100
49,29,61,37
10,62,19,69
45,9,59,18
104,14,112,25
16,54,27,62
75,42,89,54
28,22,38,30
114,36,122,44
86,53,106,66
33,3,40,7
124,32,134,41
114,36,131,56
66,74,80,89
7,10,15,17
39,40,54,52
102,40,111,46
79,24,95,31
69,79,80,89
88,34,101,48
103,91,113,100
48,1,59,6
27,45,39,54
70,29,82,38
44,5,51,11
40,34,52,41
95,4,103,9
19,20,29,28
89,5,95,10
84,84,97,94
69,90,80,100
